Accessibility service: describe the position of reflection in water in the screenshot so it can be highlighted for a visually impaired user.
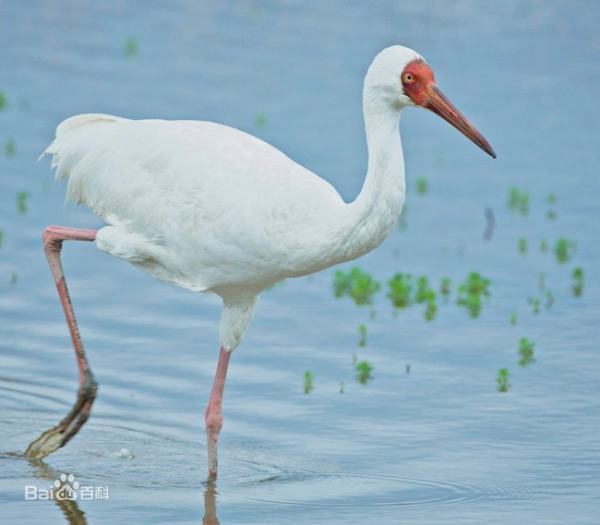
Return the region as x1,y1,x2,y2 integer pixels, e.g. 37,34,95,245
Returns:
27,457,88,525
27,455,221,525
203,481,220,525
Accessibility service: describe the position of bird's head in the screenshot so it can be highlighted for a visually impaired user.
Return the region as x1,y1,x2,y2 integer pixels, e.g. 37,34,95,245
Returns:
364,45,496,158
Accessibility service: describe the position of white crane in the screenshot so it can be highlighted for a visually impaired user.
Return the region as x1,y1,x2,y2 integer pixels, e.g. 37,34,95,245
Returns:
25,45,495,478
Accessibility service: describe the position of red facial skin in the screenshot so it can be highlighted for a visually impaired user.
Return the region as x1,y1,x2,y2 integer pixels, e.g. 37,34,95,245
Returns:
401,59,435,106
401,59,496,158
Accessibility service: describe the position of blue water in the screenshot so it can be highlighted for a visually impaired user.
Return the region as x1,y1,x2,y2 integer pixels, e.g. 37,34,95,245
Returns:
1,1,599,523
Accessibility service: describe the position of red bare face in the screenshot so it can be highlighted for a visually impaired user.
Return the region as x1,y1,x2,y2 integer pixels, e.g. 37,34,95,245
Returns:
401,59,496,158
401,59,435,106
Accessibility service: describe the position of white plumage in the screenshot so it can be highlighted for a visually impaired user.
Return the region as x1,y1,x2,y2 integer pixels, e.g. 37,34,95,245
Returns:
45,47,425,350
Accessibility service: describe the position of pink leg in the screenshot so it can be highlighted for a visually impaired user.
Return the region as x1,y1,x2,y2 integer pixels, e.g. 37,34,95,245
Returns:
25,225,98,459
205,347,231,480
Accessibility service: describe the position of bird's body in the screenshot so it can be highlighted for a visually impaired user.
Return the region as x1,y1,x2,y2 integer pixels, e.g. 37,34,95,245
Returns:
27,46,495,477
46,103,407,346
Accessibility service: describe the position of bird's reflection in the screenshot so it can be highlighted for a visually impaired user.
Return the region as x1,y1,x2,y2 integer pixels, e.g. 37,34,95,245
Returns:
27,456,221,525
27,457,88,525
203,480,220,525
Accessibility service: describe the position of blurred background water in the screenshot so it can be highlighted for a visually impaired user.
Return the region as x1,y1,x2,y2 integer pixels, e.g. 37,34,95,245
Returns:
0,1,599,523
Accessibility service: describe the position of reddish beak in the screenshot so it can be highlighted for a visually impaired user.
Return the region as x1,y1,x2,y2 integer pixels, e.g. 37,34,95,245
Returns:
423,84,496,159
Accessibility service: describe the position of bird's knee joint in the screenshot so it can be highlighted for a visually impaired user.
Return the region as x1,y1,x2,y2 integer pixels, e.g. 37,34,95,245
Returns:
205,413,223,435
42,227,63,254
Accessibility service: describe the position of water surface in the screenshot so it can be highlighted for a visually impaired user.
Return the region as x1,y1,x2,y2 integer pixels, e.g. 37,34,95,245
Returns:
0,1,599,523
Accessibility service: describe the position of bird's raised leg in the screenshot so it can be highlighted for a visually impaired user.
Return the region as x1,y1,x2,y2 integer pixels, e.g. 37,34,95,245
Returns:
25,225,98,459
205,347,231,480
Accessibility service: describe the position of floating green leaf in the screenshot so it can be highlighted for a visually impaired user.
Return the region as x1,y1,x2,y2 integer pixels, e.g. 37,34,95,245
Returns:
416,176,428,195
17,191,29,214
333,268,380,306
554,238,575,264
497,368,511,392
303,371,314,394
358,323,367,347
507,187,529,215
0,91,6,111
528,297,541,314
457,272,491,318
387,273,412,309
424,298,437,321
355,360,373,385
518,338,535,367
518,238,527,254
571,267,584,297
439,277,452,298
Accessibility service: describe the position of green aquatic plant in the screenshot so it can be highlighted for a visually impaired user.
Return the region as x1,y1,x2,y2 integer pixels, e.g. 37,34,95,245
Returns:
0,230,4,248
17,191,29,214
496,368,511,392
554,238,575,264
507,187,529,215
5,138,15,157
546,194,557,220
303,371,314,394
415,276,434,303
529,297,541,314
518,238,527,254
387,273,413,309
571,267,584,297
424,298,437,321
413,276,437,320
518,338,535,367
355,360,373,385
439,277,451,298
0,91,6,110
124,37,138,58
358,323,367,347
416,176,428,195
333,267,380,306
254,112,268,129
457,272,490,318
510,311,517,326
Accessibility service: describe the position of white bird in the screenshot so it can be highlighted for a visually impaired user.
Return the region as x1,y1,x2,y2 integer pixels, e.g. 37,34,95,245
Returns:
26,45,495,478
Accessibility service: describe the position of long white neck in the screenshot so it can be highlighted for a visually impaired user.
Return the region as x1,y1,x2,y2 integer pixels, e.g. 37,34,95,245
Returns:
330,96,406,264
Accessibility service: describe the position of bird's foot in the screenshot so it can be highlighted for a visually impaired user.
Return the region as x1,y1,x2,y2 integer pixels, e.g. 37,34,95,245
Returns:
25,372,98,459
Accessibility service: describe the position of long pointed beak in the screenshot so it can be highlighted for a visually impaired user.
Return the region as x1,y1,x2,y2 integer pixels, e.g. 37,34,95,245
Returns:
424,84,496,159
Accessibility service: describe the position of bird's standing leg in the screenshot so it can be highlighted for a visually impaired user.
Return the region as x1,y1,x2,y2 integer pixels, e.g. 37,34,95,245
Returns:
25,225,98,459
205,347,231,480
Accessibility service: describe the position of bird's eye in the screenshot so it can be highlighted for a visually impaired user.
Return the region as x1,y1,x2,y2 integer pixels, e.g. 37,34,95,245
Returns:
403,73,415,84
